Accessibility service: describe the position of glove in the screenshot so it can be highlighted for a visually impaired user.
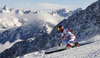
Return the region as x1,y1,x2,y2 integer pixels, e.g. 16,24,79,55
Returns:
71,31,75,33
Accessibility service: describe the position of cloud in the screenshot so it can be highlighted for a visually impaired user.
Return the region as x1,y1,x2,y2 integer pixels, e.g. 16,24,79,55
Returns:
38,3,68,9
20,2,31,6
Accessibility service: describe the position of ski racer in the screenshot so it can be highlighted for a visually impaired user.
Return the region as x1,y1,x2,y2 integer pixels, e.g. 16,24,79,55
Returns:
58,25,79,48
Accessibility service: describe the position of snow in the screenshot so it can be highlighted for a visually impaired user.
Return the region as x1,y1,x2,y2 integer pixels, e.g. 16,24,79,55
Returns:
0,7,65,55
45,24,52,34
0,6,80,34
0,5,94,58
0,8,58,33
0,13,22,27
0,39,23,53
3,5,9,10
17,35,100,58
20,12,63,32
0,13,22,33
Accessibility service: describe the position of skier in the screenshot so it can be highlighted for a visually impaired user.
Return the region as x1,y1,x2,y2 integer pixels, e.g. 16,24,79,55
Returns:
58,25,79,48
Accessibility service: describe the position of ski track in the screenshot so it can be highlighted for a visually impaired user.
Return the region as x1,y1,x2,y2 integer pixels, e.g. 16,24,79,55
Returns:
17,35,100,58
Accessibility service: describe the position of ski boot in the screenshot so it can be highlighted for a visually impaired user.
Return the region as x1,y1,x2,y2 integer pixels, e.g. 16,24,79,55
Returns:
75,42,79,46
66,43,71,48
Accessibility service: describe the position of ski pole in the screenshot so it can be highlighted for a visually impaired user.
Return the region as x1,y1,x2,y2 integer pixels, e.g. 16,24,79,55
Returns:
82,27,98,31
73,27,98,33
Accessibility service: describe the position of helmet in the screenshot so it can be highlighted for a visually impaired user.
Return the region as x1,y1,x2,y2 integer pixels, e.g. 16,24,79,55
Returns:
58,25,64,32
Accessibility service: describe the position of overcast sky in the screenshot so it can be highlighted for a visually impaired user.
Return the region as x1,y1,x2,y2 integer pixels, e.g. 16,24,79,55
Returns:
0,0,98,10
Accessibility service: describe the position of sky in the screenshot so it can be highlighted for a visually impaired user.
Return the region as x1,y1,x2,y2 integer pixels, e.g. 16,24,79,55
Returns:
0,0,98,10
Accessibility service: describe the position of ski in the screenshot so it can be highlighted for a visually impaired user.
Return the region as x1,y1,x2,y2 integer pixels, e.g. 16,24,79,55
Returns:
45,41,94,54
45,45,77,54
45,48,66,54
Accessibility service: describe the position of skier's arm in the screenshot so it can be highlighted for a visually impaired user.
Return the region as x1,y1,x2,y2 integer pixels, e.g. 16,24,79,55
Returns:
69,29,75,33
61,33,65,39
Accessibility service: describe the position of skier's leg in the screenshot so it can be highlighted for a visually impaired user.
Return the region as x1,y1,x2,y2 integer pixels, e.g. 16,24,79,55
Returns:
68,35,76,46
62,39,68,46
74,42,79,46
70,35,79,46
68,40,75,46
66,43,71,47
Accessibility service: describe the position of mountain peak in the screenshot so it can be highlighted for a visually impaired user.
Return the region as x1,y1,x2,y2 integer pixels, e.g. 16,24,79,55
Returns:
57,8,69,13
3,5,9,10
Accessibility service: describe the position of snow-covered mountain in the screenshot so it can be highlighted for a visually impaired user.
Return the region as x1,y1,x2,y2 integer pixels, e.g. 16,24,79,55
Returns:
0,5,81,44
0,5,28,33
0,13,27,33
0,5,70,53
0,11,62,43
0,3,89,58
0,5,80,33
51,8,82,18
3,5,9,10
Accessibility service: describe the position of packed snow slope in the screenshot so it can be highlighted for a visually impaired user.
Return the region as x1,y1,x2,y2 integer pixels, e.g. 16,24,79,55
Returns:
0,0,99,58
17,35,100,58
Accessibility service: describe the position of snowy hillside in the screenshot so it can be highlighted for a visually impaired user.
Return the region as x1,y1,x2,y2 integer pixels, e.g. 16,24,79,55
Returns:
17,35,100,58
